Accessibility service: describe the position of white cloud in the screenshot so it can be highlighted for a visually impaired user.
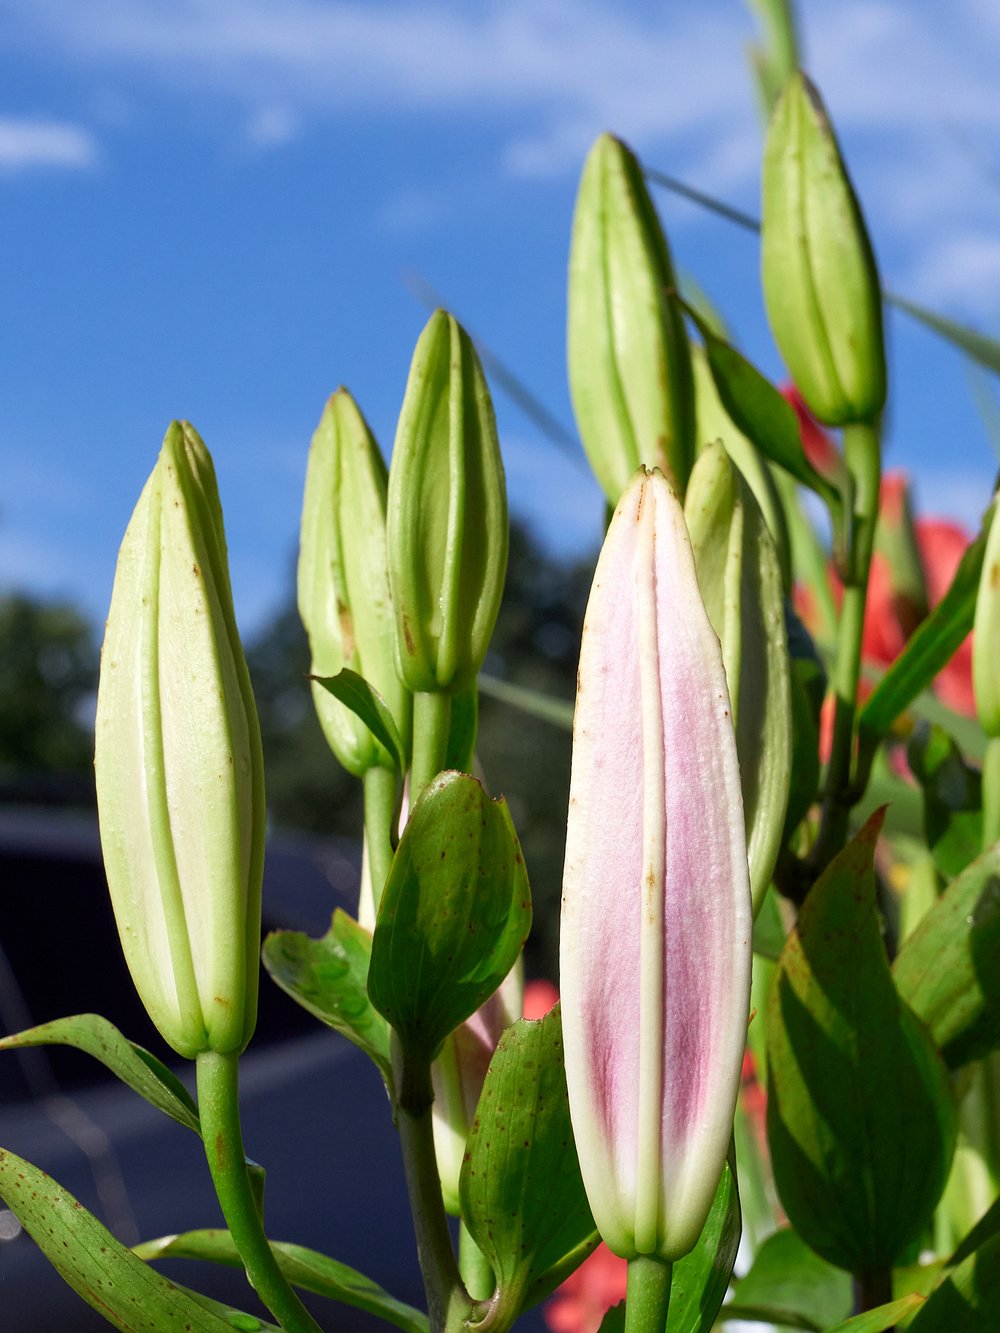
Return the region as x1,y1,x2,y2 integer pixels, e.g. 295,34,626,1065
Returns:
0,116,98,171
244,105,299,149
4,0,1000,310
904,232,1000,318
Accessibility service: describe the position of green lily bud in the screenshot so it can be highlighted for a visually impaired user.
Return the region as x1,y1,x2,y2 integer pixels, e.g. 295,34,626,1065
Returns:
685,442,792,913
761,73,886,426
973,492,1000,737
691,344,791,588
95,422,265,1059
298,390,411,775
387,310,508,693
567,133,695,501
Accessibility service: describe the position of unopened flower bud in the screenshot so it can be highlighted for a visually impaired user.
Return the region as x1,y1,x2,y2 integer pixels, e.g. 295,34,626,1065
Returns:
973,494,1000,737
568,134,695,500
387,310,508,693
95,422,265,1059
298,390,411,775
561,468,751,1261
762,74,886,426
684,443,792,913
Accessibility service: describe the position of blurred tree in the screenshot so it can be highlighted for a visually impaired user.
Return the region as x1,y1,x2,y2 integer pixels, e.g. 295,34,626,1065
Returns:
0,593,98,802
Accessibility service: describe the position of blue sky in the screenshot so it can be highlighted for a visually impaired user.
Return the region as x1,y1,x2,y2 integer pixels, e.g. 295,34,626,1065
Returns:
2,0,1000,638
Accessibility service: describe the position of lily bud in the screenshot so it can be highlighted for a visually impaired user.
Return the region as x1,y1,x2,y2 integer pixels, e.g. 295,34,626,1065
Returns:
762,74,886,426
298,390,411,775
387,310,508,693
95,422,265,1059
973,492,1000,737
560,468,752,1261
684,443,792,914
432,966,523,1215
568,133,695,501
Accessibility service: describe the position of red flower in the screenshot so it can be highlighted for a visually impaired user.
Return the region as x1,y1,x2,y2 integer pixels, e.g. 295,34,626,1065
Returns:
544,1244,627,1333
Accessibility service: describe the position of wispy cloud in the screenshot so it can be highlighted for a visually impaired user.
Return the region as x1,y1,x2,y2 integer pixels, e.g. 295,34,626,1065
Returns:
0,116,99,171
4,0,999,313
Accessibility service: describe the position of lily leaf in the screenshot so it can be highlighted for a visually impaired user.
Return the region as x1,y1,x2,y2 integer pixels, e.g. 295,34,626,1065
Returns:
262,910,392,1087
858,508,992,761
908,1230,1000,1330
0,1146,252,1331
767,811,957,1273
136,1230,428,1333
311,668,407,773
893,842,1000,1068
0,1013,199,1135
461,1008,598,1319
723,1227,851,1330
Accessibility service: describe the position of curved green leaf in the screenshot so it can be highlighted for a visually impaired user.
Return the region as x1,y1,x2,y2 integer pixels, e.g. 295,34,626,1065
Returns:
311,668,407,773
665,1151,741,1333
0,1146,251,1330
262,910,391,1086
893,843,1000,1068
678,297,841,513
477,673,574,730
723,1227,851,1331
859,509,993,758
461,1008,597,1319
0,1013,199,1135
825,1295,927,1332
767,811,957,1273
908,1231,1000,1329
135,1230,428,1333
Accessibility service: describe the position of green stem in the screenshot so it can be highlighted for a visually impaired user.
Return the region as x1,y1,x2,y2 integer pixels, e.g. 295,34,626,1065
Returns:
625,1255,673,1333
411,690,453,802
394,1041,471,1333
363,764,398,915
813,419,881,873
196,1050,323,1333
982,736,1000,851
458,1220,494,1302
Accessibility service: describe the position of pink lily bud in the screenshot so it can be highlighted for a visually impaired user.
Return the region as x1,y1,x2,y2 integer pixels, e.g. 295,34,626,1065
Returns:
560,468,752,1261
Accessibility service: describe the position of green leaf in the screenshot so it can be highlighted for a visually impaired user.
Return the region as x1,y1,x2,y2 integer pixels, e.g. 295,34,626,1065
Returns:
678,298,841,512
887,291,1000,377
477,672,574,730
825,1295,927,1332
908,725,983,879
0,1013,199,1135
135,1230,428,1333
724,1227,852,1331
597,1305,626,1333
767,810,957,1273
368,771,531,1064
664,1151,742,1333
311,668,407,773
858,511,992,756
908,1230,1000,1331
261,910,391,1086
460,1008,597,1319
893,843,1000,1068
0,1145,257,1331
950,1192,1000,1267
